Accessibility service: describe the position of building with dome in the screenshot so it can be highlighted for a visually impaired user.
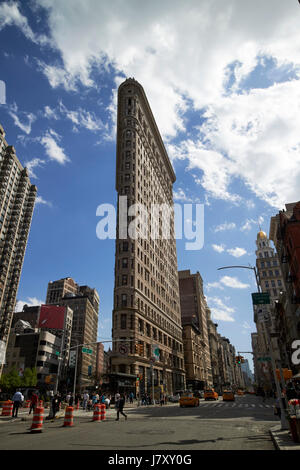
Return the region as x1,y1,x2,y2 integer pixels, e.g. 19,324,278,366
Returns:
253,228,285,392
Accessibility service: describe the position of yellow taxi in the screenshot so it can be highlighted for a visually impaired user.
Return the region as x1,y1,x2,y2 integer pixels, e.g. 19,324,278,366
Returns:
204,389,219,401
236,389,244,396
179,392,200,407
222,390,235,401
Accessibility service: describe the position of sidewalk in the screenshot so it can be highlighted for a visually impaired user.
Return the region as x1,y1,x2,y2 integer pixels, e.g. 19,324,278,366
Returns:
269,424,300,450
0,401,174,423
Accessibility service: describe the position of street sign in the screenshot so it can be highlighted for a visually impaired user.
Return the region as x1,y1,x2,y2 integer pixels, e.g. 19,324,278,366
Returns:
55,351,60,356
82,347,93,354
119,344,128,355
252,293,270,305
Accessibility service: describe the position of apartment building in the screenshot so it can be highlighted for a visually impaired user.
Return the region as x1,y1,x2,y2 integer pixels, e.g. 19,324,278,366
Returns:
0,124,37,375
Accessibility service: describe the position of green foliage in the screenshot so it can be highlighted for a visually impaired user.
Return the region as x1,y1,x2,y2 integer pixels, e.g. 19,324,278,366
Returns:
0,366,37,391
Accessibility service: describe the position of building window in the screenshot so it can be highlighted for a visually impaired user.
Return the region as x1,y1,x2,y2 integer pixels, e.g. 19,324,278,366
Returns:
121,294,127,307
121,314,127,329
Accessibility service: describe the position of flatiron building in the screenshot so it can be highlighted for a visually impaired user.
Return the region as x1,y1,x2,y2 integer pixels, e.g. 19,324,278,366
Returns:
111,78,186,396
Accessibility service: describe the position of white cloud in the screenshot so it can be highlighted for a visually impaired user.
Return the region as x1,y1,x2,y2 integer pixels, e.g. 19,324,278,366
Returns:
214,222,236,233
226,247,247,258
240,216,264,232
242,321,251,329
58,101,105,132
35,196,52,207
206,296,235,322
0,1,50,46
8,103,36,134
40,130,70,164
24,158,46,179
220,275,250,289
15,297,44,312
212,244,225,253
205,282,224,291
2,1,300,207
44,105,59,120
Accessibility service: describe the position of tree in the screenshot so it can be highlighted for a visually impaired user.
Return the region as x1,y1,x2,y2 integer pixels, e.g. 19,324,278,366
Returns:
21,367,37,387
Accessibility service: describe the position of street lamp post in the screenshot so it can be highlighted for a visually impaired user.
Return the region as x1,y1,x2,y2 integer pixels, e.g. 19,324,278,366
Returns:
217,265,289,430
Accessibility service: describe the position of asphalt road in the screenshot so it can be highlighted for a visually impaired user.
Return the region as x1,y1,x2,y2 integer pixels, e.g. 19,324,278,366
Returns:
0,394,278,451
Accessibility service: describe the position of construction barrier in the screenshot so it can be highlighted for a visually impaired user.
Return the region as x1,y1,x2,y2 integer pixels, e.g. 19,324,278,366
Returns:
1,400,13,416
63,406,74,427
39,400,43,407
92,404,101,422
24,400,30,409
30,406,44,433
100,404,106,421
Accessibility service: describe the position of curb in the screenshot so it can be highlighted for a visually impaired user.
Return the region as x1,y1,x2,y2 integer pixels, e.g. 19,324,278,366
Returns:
269,425,300,451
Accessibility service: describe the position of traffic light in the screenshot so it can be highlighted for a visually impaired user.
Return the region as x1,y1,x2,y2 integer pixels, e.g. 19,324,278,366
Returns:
135,344,139,354
138,344,144,356
236,356,241,364
240,356,245,364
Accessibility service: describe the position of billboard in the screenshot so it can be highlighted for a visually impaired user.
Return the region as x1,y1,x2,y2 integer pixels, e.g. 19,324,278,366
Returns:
38,305,65,330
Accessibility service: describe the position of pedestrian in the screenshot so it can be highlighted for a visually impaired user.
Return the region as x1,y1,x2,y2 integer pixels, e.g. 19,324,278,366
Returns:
83,391,89,410
66,392,71,404
274,397,281,418
286,383,298,400
29,391,39,415
51,394,60,419
261,389,266,403
129,392,134,404
104,396,110,409
12,389,24,418
69,393,74,407
92,393,98,408
115,394,127,421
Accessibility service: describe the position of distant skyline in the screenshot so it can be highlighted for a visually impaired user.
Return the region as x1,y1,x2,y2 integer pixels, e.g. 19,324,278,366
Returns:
1,1,300,372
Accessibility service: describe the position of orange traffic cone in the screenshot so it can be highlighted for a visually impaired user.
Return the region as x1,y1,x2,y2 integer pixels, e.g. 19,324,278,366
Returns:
92,404,101,422
1,400,13,416
30,406,44,433
63,406,74,427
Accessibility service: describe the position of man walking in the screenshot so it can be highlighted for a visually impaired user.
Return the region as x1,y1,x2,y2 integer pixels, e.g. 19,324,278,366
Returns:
83,391,89,410
12,389,24,418
115,394,127,421
29,391,38,415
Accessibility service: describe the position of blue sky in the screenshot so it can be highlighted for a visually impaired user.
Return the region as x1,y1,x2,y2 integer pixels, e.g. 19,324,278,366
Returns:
1,1,300,371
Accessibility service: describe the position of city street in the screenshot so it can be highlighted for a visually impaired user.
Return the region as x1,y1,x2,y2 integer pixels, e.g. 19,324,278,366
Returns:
0,395,279,450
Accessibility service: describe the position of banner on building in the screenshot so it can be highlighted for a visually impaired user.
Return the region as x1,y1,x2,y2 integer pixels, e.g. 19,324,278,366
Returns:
38,305,66,329
0,340,6,365
69,350,76,368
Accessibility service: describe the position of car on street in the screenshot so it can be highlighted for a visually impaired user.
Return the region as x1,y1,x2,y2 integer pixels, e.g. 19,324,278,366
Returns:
204,389,219,400
222,390,235,401
168,394,180,402
179,392,200,407
237,389,244,396
194,390,204,399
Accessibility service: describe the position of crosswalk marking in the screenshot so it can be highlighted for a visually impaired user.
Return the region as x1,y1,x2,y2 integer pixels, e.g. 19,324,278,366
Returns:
198,402,272,409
